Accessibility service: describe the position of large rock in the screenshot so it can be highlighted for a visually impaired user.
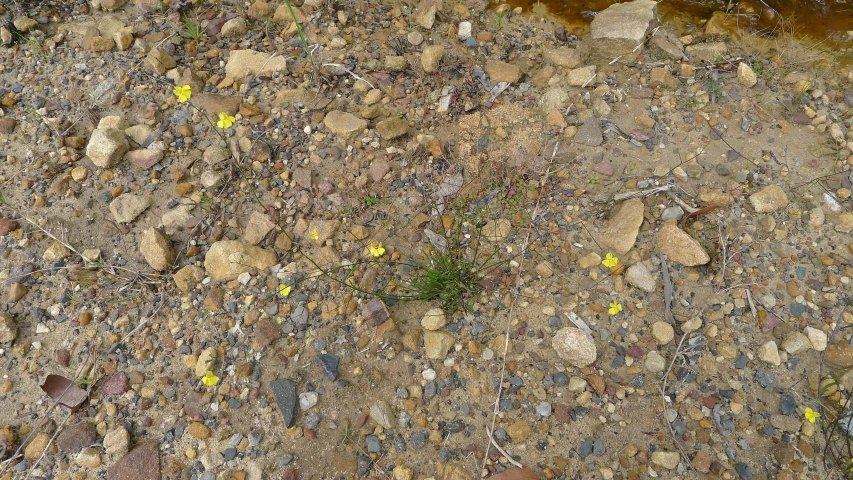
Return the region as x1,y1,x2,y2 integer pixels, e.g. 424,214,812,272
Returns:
140,228,175,271
323,110,367,140
589,0,657,62
602,198,644,255
545,47,581,68
204,240,278,281
657,221,710,266
574,117,603,145
424,331,454,359
485,59,521,83
109,194,152,223
749,185,789,213
421,45,445,73
376,116,409,139
173,265,205,293
86,128,129,168
553,327,597,367
106,441,160,480
225,49,288,79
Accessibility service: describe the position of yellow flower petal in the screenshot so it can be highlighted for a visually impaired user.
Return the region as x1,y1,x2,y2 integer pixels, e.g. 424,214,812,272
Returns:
608,302,622,315
805,407,820,423
310,228,319,241
173,84,191,103
602,253,619,268
279,284,291,297
216,112,235,129
201,371,219,387
369,242,386,258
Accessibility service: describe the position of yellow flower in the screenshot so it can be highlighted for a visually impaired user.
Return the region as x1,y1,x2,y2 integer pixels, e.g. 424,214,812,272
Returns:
602,253,619,268
201,371,219,387
173,84,191,103
216,112,235,129
805,407,820,423
608,302,623,315
310,228,319,241
368,242,386,258
279,284,291,297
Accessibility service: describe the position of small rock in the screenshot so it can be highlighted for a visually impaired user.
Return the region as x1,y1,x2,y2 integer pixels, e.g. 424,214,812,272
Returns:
317,354,340,381
204,240,278,281
140,228,175,271
104,427,130,455
106,442,160,480
76,447,102,468
225,49,288,79
589,0,657,60
540,87,570,113
567,66,597,87
645,351,666,373
423,331,455,359
481,218,511,242
651,451,681,470
300,391,319,410
24,432,52,459
393,464,414,480
377,116,409,139
545,46,581,68
109,194,152,223
578,252,602,269
0,219,20,236
43,241,71,261
145,47,176,74
650,67,678,90
362,298,390,326
749,185,789,213
505,421,531,442
651,321,674,344
625,263,656,292
195,347,218,377
102,372,129,395
758,340,781,366
187,422,211,439
125,149,164,169
86,128,129,168
243,211,275,245
421,308,447,331
738,62,757,87
552,327,597,367
173,265,205,293
657,221,710,266
414,0,439,29
370,401,394,429
385,55,408,71
602,198,644,255
781,332,810,355
323,110,367,140
805,326,827,352
485,59,522,83
421,45,445,73
57,422,97,454
270,378,298,428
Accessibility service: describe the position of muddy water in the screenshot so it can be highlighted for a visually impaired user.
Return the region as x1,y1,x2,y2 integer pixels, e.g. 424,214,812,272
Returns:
509,0,853,50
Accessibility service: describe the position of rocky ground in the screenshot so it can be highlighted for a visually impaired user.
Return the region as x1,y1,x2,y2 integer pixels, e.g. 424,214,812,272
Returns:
1,0,853,478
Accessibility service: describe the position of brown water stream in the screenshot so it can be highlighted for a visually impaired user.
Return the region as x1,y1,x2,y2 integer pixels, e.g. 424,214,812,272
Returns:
508,0,853,51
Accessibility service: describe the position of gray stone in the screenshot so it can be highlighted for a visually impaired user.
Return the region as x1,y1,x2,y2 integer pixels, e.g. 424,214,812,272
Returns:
86,128,129,168
625,262,656,292
574,118,603,146
270,378,298,428
648,28,684,59
370,401,394,429
590,0,657,61
362,298,390,326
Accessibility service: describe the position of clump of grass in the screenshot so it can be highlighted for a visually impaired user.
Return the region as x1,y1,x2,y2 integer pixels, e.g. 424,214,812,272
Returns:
179,14,204,39
406,245,481,314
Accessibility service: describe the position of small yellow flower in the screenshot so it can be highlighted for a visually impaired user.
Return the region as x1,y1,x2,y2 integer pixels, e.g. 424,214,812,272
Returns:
602,253,619,268
201,371,219,387
368,242,386,258
805,407,820,423
608,301,623,315
310,228,319,241
173,84,191,103
216,112,236,129
279,284,291,297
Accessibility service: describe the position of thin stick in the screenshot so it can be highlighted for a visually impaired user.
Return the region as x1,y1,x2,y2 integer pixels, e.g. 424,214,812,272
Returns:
660,254,676,325
485,428,523,468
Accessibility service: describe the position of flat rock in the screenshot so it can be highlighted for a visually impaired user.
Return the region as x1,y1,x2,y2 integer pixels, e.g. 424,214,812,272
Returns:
225,49,288,79
145,47,175,74
421,45,445,73
317,353,340,381
102,371,129,395
109,194,152,224
758,340,781,365
566,66,597,87
173,265,205,293
86,128,129,168
602,198,644,255
324,110,367,140
574,118,603,146
651,451,680,470
648,28,684,59
57,422,97,454
749,185,789,213
590,0,657,61
104,427,130,456
43,241,71,261
625,262,656,292
421,308,447,331
369,401,394,429
545,47,581,68
362,298,390,326
424,331,455,359
125,149,163,169
270,378,298,428
414,0,441,29
485,59,521,83
192,94,242,117
376,116,409,139
552,327,597,367
106,441,160,480
657,221,710,266
307,219,340,243
482,218,511,242
204,240,278,281
140,228,175,271
244,211,275,245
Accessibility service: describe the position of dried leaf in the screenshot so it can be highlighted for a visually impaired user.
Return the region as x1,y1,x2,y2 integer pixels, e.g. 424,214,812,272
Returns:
487,468,541,480
40,374,88,412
